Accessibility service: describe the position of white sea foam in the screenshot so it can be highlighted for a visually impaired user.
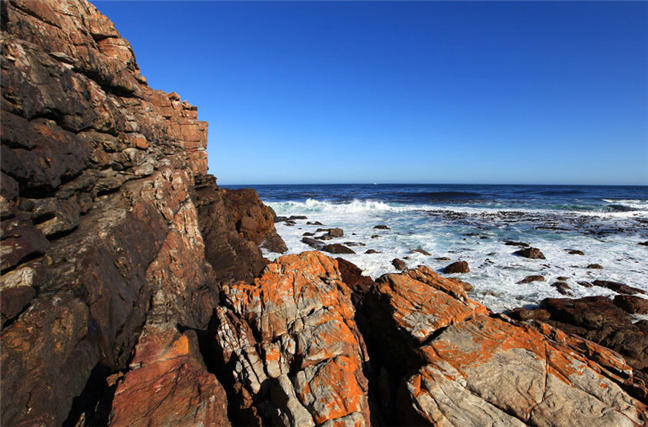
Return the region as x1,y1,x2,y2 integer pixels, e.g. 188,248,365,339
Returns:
265,199,648,313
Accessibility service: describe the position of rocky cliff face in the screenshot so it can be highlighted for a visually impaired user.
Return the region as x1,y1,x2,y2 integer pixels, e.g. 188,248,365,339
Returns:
1,1,646,426
0,0,283,425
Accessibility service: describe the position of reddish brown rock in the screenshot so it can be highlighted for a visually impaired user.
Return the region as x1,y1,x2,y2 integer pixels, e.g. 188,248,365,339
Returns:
213,252,371,426
322,243,355,254
614,295,648,315
552,281,574,296
0,1,269,424
336,257,374,305
110,325,230,427
392,258,407,271
514,247,546,259
587,263,604,269
518,274,545,284
443,260,470,274
221,187,287,253
593,279,646,295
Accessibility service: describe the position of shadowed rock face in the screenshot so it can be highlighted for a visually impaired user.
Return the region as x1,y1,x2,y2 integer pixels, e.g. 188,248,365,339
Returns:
0,0,282,425
212,252,371,426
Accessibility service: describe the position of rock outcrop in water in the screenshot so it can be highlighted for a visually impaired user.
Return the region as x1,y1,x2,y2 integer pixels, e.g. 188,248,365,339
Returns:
1,0,646,425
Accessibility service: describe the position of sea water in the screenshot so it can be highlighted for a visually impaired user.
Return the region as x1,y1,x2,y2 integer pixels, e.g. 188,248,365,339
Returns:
233,184,648,313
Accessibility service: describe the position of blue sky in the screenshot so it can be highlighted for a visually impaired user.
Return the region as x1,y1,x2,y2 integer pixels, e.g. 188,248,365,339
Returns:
95,1,647,185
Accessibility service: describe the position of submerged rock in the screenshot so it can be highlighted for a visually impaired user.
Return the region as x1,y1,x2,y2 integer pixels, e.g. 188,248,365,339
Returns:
518,274,545,284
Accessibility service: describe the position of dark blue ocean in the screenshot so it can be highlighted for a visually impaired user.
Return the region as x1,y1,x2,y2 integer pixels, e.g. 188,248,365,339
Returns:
232,184,648,312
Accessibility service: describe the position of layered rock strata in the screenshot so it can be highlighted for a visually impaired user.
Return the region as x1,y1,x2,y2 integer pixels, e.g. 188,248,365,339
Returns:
0,0,284,425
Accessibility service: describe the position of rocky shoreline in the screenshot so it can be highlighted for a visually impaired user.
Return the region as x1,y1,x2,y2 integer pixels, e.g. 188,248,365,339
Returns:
1,1,646,425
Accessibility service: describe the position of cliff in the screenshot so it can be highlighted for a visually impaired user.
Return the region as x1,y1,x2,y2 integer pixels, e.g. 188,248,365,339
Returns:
1,1,646,426
0,0,283,424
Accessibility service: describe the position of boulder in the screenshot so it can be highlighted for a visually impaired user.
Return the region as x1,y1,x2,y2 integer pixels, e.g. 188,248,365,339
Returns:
567,249,585,255
392,258,407,271
212,252,371,426
373,225,390,230
551,281,573,296
322,243,355,254
587,263,604,269
410,248,430,256
443,260,470,274
514,247,546,259
593,280,646,295
614,295,648,315
358,267,647,424
518,275,545,284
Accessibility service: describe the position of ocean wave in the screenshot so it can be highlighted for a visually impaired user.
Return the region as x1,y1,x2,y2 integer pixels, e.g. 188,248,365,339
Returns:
602,199,648,211
268,198,417,215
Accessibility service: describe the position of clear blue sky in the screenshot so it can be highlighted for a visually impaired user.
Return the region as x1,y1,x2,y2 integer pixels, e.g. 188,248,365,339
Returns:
95,1,647,186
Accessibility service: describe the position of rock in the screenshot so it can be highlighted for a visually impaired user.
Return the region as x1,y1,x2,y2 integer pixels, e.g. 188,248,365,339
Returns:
639,241,648,247
0,219,49,272
315,234,333,241
593,280,646,295
551,281,573,296
373,225,390,230
392,258,407,271
301,237,324,250
535,296,648,397
513,247,546,259
358,268,646,424
327,227,344,238
322,243,355,254
371,234,380,239
307,221,323,226
567,249,585,255
434,257,450,261
0,286,36,325
0,1,276,424
443,260,470,274
110,325,230,427
613,295,648,315
365,249,381,254
507,307,551,321
344,241,366,247
302,232,314,237
212,252,371,426
518,275,545,284
195,176,270,284
557,276,570,281
587,263,604,269
410,248,430,256
578,281,594,288
505,241,529,247
275,215,306,223
336,257,374,305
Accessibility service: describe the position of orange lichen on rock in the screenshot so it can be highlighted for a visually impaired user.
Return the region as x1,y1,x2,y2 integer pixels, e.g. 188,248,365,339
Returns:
372,266,488,344
213,252,371,426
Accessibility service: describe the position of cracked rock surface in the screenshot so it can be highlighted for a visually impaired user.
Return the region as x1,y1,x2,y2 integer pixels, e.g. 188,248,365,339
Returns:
213,251,371,426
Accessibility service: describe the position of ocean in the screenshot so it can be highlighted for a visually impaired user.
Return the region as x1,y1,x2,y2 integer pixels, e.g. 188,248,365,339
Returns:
232,184,648,312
